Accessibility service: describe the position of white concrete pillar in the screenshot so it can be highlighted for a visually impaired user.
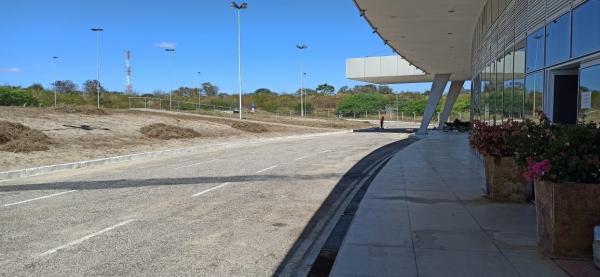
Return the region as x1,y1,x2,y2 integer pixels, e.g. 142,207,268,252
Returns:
418,74,451,134
438,80,465,129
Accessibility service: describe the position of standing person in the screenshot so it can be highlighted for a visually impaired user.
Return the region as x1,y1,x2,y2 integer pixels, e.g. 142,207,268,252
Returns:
380,115,385,130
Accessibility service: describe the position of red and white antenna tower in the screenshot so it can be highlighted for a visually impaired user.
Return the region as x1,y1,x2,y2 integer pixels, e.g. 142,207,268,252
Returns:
125,50,132,95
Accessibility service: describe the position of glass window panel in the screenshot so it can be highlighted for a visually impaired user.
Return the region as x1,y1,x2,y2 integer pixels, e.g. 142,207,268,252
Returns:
514,40,526,119
525,71,544,118
503,48,514,118
526,27,545,73
545,12,571,66
572,0,600,58
483,65,492,122
497,56,505,121
579,64,600,122
490,61,498,122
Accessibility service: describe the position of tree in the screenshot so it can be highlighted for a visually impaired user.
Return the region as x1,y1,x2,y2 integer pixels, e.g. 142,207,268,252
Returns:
52,80,78,93
27,83,44,92
378,85,394,94
337,86,349,94
316,83,335,95
173,87,198,98
254,88,274,95
353,84,378,94
202,82,219,97
83,80,105,95
336,93,387,115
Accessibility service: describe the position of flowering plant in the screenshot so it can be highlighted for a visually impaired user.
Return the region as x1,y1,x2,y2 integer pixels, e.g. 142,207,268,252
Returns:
507,111,600,183
469,119,521,157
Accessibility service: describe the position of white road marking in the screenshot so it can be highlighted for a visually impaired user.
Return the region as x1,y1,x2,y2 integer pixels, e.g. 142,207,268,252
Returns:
255,165,279,174
294,155,310,161
3,190,77,207
174,159,219,170
320,149,333,153
39,219,136,257
191,182,231,197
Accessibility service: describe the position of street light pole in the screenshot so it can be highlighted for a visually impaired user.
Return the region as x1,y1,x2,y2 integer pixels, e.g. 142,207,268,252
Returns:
296,44,308,117
52,56,59,107
165,48,176,109
197,71,202,107
232,1,247,120
91,28,103,108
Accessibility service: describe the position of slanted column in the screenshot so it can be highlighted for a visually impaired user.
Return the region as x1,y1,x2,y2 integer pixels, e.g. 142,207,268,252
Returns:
418,74,451,134
438,80,465,128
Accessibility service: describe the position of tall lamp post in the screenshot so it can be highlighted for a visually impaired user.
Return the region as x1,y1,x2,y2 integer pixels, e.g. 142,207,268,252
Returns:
197,71,202,107
52,56,59,107
231,1,247,120
165,48,176,109
91,27,104,108
296,44,308,117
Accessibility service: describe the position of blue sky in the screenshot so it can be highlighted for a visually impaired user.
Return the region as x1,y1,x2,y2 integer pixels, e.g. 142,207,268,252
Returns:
0,0,436,94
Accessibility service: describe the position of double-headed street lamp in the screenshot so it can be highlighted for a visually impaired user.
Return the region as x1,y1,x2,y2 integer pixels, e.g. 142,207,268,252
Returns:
52,56,59,107
165,48,176,109
231,1,247,120
296,44,308,117
91,27,104,108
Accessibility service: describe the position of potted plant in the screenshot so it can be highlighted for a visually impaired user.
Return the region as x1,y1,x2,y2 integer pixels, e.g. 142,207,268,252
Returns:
509,114,600,258
469,120,528,202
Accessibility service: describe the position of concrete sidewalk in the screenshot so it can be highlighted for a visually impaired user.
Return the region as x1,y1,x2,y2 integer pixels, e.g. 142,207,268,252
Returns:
330,132,567,277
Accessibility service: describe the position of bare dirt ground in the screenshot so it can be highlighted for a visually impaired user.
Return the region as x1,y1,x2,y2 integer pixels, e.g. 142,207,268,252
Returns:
0,107,336,172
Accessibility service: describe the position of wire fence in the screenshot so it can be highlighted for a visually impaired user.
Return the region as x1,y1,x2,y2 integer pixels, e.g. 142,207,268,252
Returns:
128,97,470,127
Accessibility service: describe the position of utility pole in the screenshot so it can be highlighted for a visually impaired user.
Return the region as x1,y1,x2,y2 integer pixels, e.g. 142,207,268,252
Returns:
91,27,104,108
296,44,308,117
52,56,59,107
232,1,248,120
165,48,176,109
197,72,202,108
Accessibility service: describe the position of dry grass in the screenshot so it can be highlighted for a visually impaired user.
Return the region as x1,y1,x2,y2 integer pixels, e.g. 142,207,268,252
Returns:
139,123,202,140
55,106,109,115
230,121,269,133
0,121,51,152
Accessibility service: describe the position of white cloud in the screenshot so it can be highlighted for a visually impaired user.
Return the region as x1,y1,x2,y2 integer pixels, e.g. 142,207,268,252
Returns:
155,42,177,49
0,67,22,73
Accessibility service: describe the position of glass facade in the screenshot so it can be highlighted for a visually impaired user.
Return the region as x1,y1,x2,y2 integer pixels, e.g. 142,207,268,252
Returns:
572,0,600,58
545,12,571,66
524,72,544,118
526,27,545,73
579,64,600,122
471,0,600,123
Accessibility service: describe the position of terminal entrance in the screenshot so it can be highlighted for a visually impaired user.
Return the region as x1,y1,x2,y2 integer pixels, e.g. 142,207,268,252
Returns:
548,69,579,124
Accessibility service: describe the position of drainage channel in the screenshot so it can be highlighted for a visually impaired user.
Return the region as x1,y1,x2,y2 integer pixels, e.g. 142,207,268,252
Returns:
305,137,418,276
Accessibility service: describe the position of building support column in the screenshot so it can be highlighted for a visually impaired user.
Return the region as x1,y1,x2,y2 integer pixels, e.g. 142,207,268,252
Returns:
437,80,465,128
418,74,451,135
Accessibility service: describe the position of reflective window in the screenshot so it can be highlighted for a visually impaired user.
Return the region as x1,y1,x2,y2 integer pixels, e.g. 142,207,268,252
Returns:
573,0,600,58
513,41,526,118
526,27,545,73
496,56,505,121
579,64,600,122
545,12,570,66
525,71,544,118
482,65,492,121
503,48,514,118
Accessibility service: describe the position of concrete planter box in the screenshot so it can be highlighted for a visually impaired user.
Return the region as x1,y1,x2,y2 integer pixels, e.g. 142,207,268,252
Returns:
483,155,527,202
536,181,600,258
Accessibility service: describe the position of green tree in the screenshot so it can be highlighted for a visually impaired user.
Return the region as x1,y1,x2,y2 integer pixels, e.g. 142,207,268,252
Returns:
83,80,105,95
202,82,219,97
316,83,335,95
53,80,78,93
336,93,386,115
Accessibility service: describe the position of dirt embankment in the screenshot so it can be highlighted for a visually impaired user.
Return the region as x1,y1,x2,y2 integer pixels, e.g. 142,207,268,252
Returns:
0,107,329,171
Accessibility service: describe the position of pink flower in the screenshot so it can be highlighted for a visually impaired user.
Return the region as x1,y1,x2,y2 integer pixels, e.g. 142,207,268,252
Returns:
523,157,552,181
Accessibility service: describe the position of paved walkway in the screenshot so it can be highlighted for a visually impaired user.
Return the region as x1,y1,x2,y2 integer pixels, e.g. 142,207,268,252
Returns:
330,132,567,277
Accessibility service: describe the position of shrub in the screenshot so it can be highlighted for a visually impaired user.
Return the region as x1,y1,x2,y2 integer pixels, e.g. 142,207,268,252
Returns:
0,87,39,106
469,120,521,157
336,93,386,115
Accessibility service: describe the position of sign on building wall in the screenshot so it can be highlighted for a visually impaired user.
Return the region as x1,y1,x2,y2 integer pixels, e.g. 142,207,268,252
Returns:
581,91,592,110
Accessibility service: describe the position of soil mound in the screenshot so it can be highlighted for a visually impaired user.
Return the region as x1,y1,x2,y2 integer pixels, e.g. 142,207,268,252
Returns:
230,121,269,133
0,121,51,152
140,123,201,140
56,106,109,115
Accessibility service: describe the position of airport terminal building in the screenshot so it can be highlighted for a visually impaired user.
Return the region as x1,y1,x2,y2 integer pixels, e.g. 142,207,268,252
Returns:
347,0,600,132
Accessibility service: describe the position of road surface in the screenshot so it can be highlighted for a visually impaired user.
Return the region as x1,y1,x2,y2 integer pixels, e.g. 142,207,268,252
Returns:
0,132,405,276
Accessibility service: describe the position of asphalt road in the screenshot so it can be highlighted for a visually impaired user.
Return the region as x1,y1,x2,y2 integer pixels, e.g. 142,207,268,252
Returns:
0,132,405,276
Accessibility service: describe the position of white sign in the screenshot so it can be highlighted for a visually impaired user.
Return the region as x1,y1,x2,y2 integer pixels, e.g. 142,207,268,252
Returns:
581,91,592,110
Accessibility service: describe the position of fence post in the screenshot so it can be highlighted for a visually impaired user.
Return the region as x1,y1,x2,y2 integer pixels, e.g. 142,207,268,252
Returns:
128,97,131,109
401,112,404,121
413,112,416,121
437,113,440,123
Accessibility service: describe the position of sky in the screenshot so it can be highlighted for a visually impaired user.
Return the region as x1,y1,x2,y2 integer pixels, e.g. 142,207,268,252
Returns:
0,0,437,94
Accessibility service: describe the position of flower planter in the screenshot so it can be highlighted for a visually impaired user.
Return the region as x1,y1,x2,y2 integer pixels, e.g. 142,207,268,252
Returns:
536,180,600,258
483,155,527,202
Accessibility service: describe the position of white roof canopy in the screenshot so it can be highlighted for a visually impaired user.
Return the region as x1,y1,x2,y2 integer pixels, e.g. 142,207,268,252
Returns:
354,0,485,81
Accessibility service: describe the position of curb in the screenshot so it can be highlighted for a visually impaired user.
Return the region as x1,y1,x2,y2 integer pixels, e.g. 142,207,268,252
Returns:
0,130,351,181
